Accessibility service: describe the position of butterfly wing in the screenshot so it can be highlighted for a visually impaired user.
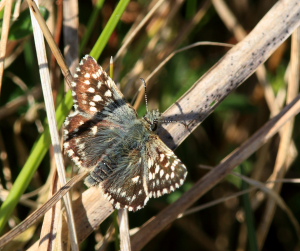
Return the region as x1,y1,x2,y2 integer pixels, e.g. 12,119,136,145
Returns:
146,135,187,199
96,133,187,211
98,152,149,212
64,55,137,170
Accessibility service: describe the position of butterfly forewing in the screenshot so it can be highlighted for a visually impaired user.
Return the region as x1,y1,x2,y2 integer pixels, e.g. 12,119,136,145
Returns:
64,55,136,169
64,55,188,211
71,55,124,115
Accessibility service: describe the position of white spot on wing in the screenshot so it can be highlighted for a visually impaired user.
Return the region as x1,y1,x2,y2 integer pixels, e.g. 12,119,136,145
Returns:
104,90,112,97
115,202,120,209
144,196,149,205
67,149,74,156
88,87,95,93
155,165,160,174
132,176,140,183
64,119,70,126
159,154,164,162
91,126,97,135
93,95,102,102
90,106,97,112
148,158,153,168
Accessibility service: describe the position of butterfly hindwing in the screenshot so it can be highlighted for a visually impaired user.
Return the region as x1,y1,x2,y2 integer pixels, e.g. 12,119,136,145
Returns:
146,136,187,198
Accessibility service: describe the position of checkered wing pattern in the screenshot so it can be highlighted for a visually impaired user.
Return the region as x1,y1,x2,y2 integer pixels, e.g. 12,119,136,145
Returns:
63,55,137,169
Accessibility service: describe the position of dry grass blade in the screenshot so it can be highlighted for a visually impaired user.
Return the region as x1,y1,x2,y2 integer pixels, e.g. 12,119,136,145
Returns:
213,0,280,115
181,166,299,223
159,0,300,150
0,172,87,248
28,1,79,249
26,0,73,85
213,0,299,248
119,209,131,251
115,0,164,61
37,173,62,251
256,27,300,248
59,186,114,246
0,0,14,94
0,84,42,120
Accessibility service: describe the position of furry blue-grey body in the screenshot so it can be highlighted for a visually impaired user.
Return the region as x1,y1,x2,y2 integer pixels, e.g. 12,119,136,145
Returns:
64,55,187,211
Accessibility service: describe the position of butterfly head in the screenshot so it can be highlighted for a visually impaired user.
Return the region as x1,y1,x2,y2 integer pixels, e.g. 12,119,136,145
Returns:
143,109,161,132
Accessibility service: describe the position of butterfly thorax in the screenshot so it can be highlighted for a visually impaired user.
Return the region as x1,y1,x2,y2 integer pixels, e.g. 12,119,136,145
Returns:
143,109,161,132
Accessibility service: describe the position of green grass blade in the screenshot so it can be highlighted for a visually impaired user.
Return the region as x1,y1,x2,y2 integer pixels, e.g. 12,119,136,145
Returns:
79,0,105,54
90,0,130,59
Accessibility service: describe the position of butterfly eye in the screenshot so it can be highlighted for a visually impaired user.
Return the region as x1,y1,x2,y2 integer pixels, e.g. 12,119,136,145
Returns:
151,120,158,131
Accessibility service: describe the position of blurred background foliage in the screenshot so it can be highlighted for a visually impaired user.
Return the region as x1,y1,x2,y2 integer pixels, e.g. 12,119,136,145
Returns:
0,0,299,250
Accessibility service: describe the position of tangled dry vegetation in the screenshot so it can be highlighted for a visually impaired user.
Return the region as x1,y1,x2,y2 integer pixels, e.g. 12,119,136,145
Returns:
0,0,299,250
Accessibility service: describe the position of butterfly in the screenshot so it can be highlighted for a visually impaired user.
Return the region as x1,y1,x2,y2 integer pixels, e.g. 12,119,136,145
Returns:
63,55,187,211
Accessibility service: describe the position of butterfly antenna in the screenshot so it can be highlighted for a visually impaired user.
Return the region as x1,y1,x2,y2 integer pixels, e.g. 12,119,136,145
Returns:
140,78,149,113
